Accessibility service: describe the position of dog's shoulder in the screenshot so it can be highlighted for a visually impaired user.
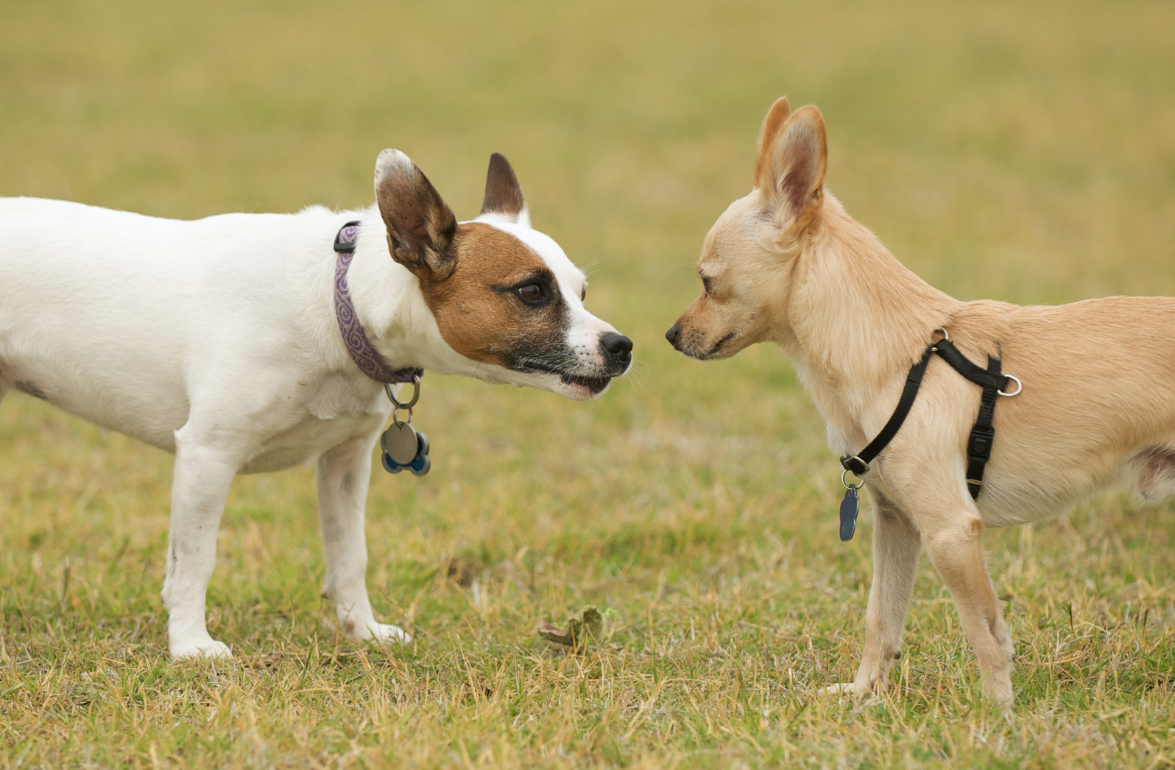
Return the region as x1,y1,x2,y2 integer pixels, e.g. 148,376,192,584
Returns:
943,300,1017,361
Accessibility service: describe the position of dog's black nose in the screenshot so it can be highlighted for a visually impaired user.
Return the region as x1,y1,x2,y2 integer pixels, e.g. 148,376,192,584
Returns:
665,324,680,346
600,332,633,364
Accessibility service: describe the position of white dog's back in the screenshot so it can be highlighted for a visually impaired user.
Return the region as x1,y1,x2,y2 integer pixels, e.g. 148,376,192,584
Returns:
0,198,341,449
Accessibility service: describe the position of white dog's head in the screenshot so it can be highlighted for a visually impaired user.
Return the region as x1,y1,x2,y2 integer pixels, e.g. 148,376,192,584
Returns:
374,151,631,400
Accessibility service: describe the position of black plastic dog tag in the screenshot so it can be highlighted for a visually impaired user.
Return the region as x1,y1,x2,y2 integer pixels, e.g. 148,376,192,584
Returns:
839,486,860,541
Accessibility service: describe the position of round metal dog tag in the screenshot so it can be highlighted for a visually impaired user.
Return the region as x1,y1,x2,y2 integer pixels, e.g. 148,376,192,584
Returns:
381,423,420,465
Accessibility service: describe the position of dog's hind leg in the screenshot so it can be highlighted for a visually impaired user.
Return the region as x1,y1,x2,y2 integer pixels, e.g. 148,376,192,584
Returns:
844,488,923,696
161,427,238,660
921,508,1014,708
317,431,410,645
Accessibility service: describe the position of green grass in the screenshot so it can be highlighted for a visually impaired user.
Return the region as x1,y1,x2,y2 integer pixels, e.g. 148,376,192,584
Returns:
4,0,1175,766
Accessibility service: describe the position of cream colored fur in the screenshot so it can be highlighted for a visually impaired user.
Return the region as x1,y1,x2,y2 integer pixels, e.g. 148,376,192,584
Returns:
668,96,1175,708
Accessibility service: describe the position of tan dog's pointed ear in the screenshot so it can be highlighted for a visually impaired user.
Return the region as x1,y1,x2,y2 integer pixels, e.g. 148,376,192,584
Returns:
478,152,531,228
758,105,827,233
374,149,458,281
754,96,791,189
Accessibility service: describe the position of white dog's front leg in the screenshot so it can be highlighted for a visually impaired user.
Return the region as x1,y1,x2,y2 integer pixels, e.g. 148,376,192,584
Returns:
317,433,410,645
161,433,238,660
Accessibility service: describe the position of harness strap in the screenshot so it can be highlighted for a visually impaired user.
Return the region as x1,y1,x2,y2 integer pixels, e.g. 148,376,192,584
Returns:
963,355,1001,498
931,339,1009,392
840,335,1017,501
840,345,935,475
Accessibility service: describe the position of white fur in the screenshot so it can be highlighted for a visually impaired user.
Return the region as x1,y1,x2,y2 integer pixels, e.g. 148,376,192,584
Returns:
0,181,615,658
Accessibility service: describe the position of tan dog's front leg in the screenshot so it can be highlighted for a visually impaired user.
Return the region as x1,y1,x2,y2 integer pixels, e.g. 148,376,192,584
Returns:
922,514,1014,707
851,490,922,695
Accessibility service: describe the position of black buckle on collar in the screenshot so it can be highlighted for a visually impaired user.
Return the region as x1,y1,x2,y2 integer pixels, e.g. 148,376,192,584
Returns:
334,220,361,253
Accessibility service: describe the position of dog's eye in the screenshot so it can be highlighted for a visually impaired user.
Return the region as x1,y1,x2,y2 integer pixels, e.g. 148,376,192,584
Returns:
580,286,586,302
517,284,544,304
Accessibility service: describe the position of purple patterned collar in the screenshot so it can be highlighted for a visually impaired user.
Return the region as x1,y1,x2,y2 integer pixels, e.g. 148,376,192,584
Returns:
333,221,422,384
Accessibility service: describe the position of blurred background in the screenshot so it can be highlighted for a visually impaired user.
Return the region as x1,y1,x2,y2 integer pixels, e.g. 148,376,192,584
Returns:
3,0,1175,765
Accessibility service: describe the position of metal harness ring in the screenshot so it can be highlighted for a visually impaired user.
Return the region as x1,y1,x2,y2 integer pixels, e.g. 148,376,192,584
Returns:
841,468,862,491
386,375,421,409
998,374,1022,397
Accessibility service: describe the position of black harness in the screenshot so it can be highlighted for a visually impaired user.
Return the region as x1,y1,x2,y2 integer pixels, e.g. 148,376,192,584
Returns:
836,333,1021,541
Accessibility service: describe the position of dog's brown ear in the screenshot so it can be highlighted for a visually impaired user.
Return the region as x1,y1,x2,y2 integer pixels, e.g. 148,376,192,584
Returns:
758,105,827,233
374,149,458,281
754,96,791,189
478,152,530,227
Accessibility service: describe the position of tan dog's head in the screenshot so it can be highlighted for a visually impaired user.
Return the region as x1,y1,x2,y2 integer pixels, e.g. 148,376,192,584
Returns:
666,97,827,359
375,150,632,400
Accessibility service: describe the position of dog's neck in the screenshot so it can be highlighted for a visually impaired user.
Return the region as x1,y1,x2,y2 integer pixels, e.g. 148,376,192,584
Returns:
328,207,480,383
776,195,961,442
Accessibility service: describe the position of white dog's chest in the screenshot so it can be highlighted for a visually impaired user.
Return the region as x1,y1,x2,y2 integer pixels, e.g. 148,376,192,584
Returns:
241,411,385,474
238,375,390,474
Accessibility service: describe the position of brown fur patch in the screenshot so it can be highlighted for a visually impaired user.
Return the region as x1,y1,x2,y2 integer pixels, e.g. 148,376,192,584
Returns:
421,223,564,368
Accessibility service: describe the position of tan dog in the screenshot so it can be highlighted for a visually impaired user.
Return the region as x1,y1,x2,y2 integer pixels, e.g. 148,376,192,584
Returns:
666,95,1175,707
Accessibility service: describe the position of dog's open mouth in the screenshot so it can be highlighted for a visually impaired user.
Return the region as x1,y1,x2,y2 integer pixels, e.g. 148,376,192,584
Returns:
560,372,611,395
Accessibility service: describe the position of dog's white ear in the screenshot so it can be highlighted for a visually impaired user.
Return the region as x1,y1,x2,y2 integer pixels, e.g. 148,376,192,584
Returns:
757,104,827,233
375,149,458,281
477,152,530,228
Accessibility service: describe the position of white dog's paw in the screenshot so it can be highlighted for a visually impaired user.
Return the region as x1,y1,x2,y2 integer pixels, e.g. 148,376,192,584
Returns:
330,617,413,645
170,638,232,660
367,622,412,645
824,682,855,695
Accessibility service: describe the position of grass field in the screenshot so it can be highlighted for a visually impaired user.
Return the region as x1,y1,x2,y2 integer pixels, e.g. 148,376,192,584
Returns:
3,0,1175,767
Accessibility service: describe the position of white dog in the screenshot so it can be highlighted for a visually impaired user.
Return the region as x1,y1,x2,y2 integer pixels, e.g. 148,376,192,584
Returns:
0,151,632,658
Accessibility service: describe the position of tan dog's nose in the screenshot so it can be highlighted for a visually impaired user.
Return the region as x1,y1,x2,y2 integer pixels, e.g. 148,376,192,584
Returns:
665,324,681,347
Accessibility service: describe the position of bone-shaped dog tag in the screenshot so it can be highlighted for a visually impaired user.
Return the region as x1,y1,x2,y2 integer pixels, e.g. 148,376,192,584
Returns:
382,423,420,465
380,376,430,476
